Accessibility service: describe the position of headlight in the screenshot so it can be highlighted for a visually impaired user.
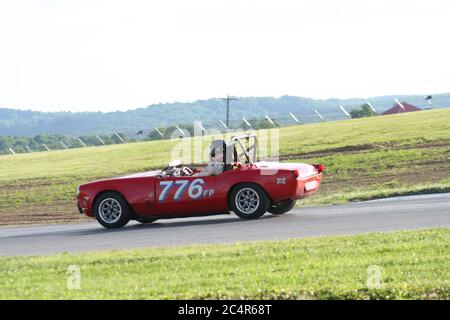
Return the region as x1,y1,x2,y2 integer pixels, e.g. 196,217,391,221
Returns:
76,186,80,196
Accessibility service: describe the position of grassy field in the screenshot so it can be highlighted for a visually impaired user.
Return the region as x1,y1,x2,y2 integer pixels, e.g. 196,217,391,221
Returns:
1,108,450,225
0,228,448,299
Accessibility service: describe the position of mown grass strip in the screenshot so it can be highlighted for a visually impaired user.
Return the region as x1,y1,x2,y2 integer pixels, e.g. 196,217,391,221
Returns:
0,228,448,299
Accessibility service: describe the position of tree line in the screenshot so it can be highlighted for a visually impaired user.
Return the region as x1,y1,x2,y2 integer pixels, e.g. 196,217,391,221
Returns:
349,103,378,118
0,118,279,155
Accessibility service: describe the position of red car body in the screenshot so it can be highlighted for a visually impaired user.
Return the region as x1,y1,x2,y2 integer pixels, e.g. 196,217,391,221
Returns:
77,161,323,220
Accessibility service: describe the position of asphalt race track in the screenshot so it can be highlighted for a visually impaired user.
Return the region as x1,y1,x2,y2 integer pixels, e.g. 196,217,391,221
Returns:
1,193,449,256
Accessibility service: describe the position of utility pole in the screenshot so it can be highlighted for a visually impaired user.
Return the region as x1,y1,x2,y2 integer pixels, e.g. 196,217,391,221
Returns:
219,95,238,129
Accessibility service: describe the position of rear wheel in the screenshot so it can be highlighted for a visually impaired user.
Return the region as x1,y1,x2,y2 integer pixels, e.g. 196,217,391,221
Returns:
229,183,269,220
94,192,130,229
268,199,296,215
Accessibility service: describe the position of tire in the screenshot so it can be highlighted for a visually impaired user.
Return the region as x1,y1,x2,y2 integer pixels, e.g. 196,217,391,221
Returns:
229,183,270,220
268,199,296,215
94,191,130,229
136,218,158,224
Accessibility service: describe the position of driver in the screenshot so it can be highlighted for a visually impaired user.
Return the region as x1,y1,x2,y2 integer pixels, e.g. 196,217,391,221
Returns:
196,140,228,176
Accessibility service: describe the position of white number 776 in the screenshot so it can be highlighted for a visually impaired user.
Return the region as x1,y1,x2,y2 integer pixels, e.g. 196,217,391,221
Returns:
159,178,207,201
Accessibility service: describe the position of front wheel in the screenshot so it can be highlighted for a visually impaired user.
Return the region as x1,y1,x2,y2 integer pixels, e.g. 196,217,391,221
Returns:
94,192,130,229
229,183,270,220
268,199,296,215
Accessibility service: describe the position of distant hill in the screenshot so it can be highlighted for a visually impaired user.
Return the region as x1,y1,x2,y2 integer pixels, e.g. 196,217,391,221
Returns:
0,93,449,137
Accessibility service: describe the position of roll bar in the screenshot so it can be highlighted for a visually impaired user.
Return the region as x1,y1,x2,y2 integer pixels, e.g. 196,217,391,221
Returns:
229,134,257,164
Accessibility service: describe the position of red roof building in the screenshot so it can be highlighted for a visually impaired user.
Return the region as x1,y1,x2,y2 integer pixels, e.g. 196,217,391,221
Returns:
381,102,422,115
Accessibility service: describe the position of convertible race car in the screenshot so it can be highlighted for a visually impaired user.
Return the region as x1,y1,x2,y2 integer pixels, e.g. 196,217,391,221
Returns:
77,134,324,228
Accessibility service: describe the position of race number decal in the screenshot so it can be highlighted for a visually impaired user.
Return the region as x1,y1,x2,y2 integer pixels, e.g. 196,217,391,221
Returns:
159,181,174,201
158,178,214,201
188,178,204,199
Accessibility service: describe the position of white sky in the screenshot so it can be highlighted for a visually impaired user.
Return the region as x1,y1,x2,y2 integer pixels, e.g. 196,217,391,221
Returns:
1,0,449,112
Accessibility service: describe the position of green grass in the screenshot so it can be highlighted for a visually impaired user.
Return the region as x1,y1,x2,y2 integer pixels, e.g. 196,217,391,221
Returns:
294,145,450,206
0,228,448,299
1,108,450,224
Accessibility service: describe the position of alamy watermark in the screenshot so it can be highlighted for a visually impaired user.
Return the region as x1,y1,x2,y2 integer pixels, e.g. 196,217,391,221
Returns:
66,265,81,290
169,122,280,171
366,265,383,289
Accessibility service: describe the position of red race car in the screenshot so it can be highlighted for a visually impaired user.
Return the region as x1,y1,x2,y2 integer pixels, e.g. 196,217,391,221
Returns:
77,134,324,228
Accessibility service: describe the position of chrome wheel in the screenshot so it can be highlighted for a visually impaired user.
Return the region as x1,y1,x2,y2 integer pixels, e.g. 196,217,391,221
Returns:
98,198,122,223
235,188,260,214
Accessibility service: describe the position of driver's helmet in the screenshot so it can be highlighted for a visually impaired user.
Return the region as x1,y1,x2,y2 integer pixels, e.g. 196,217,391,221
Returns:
209,139,226,161
209,140,237,167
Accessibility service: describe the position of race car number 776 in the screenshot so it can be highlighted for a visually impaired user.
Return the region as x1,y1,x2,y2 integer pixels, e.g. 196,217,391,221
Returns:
159,178,214,201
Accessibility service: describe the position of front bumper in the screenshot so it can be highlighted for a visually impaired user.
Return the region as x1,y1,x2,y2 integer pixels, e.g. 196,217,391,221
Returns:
77,192,93,217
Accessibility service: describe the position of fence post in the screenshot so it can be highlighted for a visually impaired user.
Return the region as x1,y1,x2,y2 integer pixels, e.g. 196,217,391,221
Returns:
174,126,185,137
394,99,406,111
96,135,105,145
113,132,125,143
78,138,87,147
314,110,324,121
367,102,377,113
265,115,275,126
219,120,229,130
289,112,299,123
195,121,206,133
340,106,351,117
242,117,252,128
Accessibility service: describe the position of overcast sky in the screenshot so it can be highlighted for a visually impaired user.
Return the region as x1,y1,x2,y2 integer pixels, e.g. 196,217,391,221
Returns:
1,0,449,112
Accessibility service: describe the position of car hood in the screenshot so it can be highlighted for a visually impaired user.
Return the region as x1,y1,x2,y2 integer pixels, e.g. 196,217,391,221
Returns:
81,170,161,186
111,170,161,179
